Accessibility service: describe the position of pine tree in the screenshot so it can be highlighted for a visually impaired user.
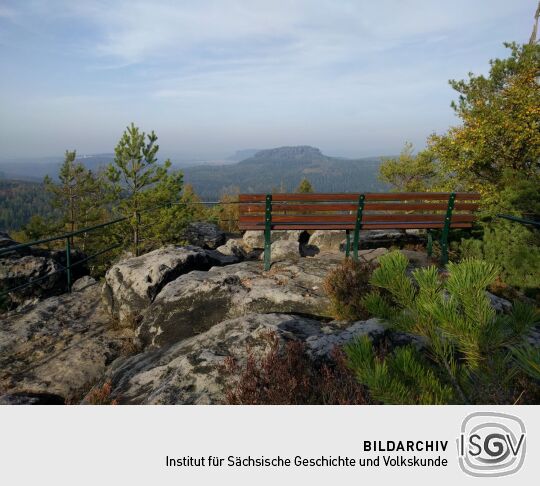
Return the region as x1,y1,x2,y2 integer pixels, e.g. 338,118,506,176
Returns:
107,123,189,255
44,150,108,249
346,251,540,404
296,178,314,193
215,186,240,232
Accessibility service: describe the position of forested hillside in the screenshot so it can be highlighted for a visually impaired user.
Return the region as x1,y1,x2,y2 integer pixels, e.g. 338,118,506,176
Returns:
0,179,52,231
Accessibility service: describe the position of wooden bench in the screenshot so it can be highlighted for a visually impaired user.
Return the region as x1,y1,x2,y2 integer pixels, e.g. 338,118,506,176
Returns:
238,192,481,270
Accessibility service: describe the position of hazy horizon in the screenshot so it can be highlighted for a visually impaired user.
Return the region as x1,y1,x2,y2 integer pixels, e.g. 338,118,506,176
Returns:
0,1,536,159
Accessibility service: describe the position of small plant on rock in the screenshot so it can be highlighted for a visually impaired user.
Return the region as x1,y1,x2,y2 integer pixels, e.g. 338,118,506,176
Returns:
84,382,118,405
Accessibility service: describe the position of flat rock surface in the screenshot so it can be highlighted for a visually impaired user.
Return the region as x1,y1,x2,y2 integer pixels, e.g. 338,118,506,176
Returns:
0,282,133,402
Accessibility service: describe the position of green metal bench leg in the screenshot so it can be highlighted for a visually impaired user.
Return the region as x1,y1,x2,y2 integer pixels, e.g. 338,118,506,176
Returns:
427,229,433,257
345,230,350,258
264,194,272,271
352,194,365,261
440,192,456,265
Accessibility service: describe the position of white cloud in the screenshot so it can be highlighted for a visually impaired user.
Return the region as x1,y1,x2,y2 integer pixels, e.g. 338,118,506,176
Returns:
0,0,534,157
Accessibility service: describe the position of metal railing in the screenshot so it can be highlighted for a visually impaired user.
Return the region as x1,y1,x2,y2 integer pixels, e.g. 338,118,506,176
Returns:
496,214,540,228
0,200,239,299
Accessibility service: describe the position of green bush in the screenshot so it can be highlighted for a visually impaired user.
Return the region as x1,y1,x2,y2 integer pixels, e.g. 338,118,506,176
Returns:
512,345,540,382
459,222,540,297
346,336,454,404
346,251,540,404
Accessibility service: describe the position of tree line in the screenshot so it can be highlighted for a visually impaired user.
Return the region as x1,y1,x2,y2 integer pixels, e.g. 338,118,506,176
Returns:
6,125,318,271
378,41,539,294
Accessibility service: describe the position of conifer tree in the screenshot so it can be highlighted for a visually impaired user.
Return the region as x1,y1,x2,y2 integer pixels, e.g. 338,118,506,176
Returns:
107,123,189,255
44,150,107,249
296,178,314,193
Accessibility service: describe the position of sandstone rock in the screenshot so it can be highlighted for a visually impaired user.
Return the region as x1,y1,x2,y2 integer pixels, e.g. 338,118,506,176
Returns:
72,275,97,292
137,257,344,347
487,292,512,313
0,233,88,305
242,230,307,250
0,282,133,402
0,255,63,302
308,229,422,253
102,245,222,327
215,239,247,259
96,312,428,405
95,313,326,404
357,247,389,261
348,229,415,250
305,318,387,358
308,230,346,252
306,318,427,359
259,239,300,261
182,222,225,249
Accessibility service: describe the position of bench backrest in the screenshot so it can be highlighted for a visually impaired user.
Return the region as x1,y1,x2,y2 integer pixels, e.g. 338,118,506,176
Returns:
238,192,481,231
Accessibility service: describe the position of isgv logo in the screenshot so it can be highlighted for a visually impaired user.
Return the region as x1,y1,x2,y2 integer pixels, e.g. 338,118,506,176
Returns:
457,412,526,477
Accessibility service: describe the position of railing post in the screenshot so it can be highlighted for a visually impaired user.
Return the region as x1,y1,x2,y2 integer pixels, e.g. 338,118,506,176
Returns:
264,194,272,271
65,237,72,293
353,194,365,261
345,229,351,258
440,192,456,265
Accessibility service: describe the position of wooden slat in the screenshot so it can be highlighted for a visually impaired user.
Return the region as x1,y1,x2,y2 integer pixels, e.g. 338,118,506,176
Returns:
239,202,479,213
238,222,473,231
239,193,360,202
239,214,475,223
367,201,479,210
240,203,359,212
238,192,480,203
364,192,480,201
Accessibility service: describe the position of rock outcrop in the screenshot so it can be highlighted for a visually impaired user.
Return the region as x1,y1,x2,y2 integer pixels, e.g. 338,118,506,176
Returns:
242,230,308,250
136,256,343,347
0,232,88,306
215,238,248,259
102,245,241,327
1,238,536,406
182,222,226,249
92,313,384,404
0,280,134,402
307,229,424,253
259,239,300,261
308,230,346,252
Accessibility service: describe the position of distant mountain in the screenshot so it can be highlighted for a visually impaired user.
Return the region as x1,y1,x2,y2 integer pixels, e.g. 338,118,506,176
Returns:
226,149,261,162
183,145,387,200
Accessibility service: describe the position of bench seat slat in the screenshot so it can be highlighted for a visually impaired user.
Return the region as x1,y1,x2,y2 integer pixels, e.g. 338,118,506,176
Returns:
239,214,475,223
238,222,473,230
238,192,480,203
239,202,479,213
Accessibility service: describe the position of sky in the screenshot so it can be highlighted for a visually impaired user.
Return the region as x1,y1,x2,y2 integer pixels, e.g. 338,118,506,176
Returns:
0,0,537,161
